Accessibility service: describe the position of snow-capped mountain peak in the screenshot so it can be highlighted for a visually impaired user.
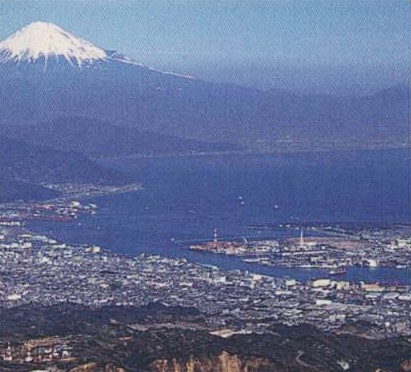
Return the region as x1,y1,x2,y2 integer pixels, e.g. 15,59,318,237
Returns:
0,21,107,67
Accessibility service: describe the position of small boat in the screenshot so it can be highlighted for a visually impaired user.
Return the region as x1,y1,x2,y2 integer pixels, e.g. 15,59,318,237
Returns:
328,268,347,276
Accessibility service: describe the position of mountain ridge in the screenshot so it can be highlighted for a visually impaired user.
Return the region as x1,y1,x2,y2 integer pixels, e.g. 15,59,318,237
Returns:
3,116,243,157
0,22,408,157
0,136,133,203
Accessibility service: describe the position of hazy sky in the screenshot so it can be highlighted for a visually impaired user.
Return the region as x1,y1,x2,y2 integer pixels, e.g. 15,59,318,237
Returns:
0,0,409,94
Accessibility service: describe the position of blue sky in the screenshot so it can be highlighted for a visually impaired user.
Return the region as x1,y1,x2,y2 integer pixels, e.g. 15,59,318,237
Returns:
0,0,409,94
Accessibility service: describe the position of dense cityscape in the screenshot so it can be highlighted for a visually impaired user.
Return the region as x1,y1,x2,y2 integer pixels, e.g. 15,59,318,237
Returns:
0,197,410,369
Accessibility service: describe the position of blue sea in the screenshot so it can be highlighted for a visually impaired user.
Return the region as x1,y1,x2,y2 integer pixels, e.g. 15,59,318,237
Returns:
29,149,410,284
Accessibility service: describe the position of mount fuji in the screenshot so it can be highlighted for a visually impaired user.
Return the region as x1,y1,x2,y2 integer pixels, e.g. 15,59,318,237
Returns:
0,21,107,66
0,21,408,158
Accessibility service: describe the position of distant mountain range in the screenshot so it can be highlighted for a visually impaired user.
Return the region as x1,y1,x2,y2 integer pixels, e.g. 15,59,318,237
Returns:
0,22,408,202
4,117,242,158
0,22,408,155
